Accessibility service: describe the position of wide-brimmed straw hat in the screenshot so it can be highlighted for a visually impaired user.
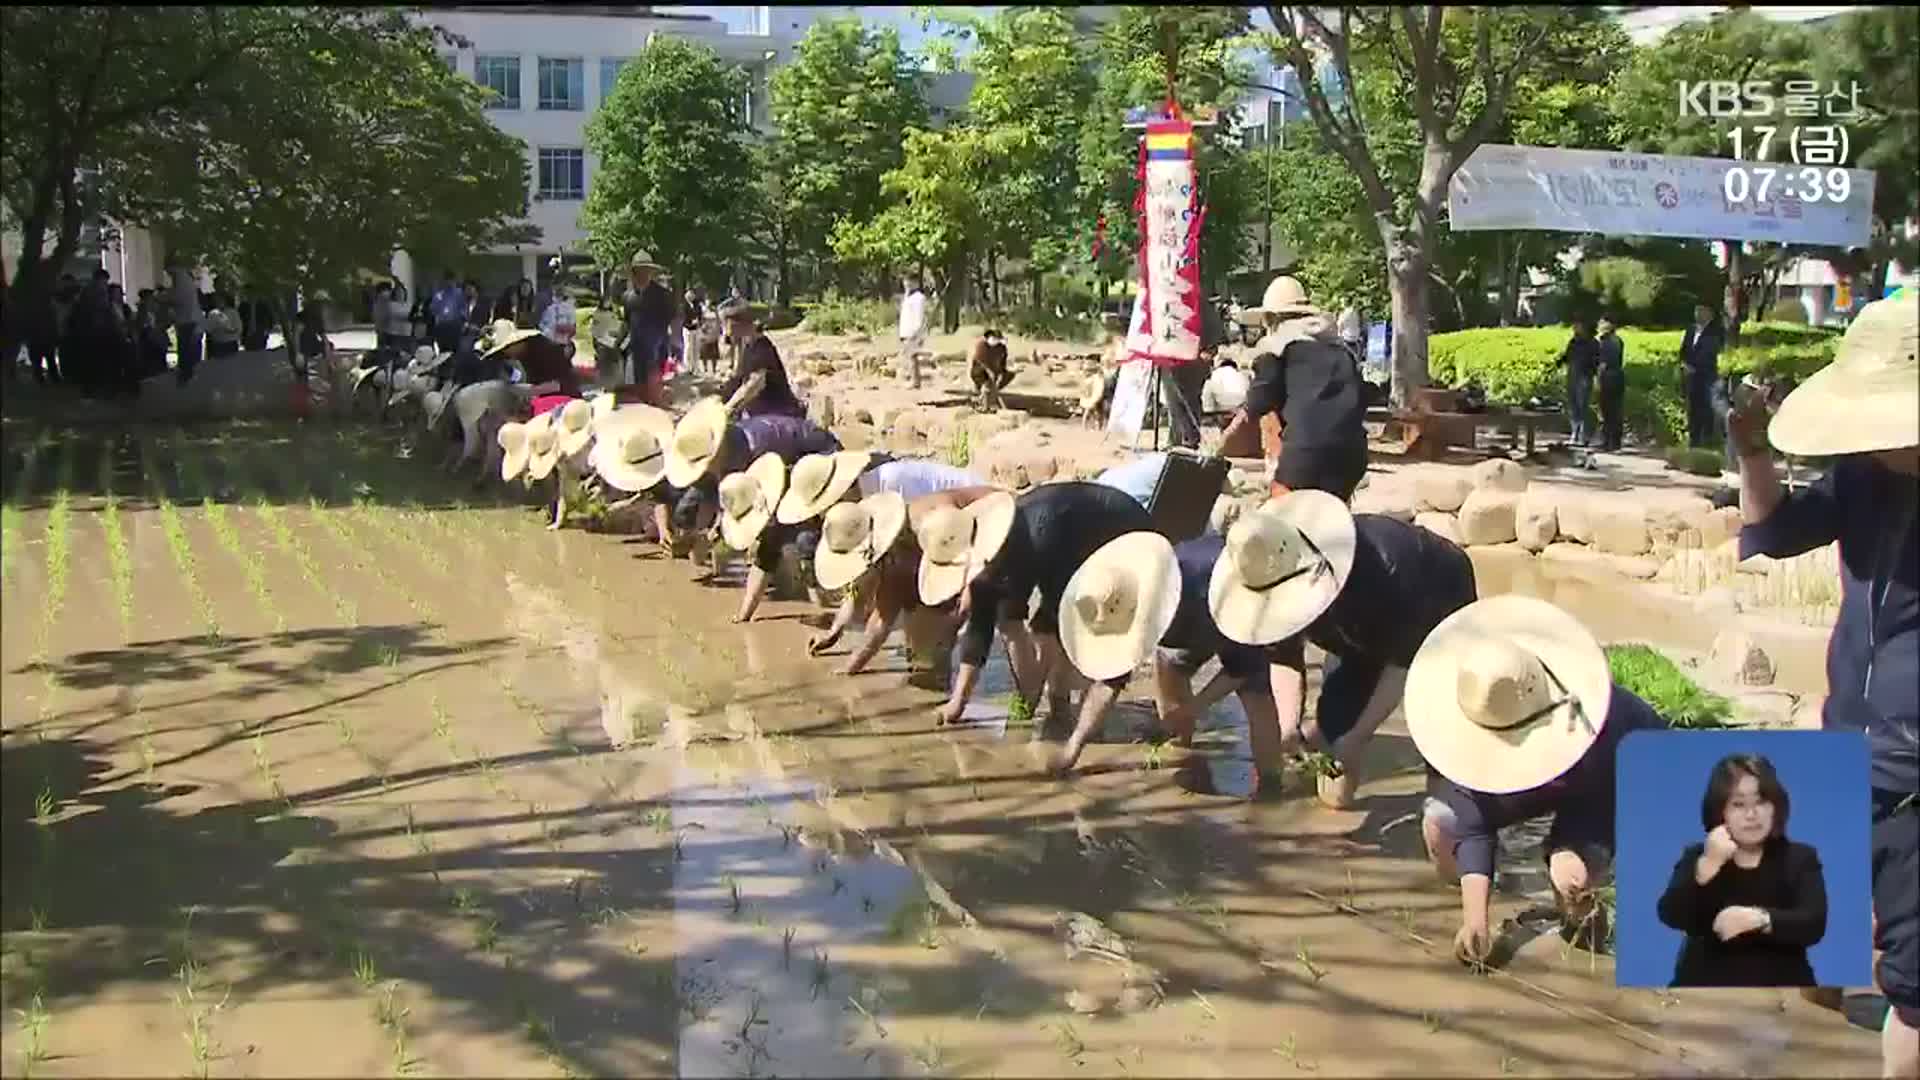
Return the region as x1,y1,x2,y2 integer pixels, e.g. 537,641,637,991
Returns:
814,491,908,592
1208,490,1357,645
407,344,441,375
422,387,453,432
665,397,730,489
916,491,1018,606
588,392,618,431
524,410,561,482
629,249,664,272
498,420,532,483
776,451,873,525
1060,531,1183,682
1403,595,1613,796
1236,275,1321,326
1767,292,1918,456
554,398,595,458
717,452,786,551
481,318,542,360
590,404,675,494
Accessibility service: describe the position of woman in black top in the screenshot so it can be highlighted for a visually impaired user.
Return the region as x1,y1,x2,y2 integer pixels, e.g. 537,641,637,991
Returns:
718,298,803,419
1657,753,1827,987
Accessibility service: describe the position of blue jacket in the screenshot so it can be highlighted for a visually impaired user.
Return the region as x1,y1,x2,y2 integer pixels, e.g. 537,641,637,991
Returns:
1740,456,1919,794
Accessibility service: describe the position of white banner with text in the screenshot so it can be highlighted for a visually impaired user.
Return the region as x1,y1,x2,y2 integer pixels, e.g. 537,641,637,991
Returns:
1448,144,1876,248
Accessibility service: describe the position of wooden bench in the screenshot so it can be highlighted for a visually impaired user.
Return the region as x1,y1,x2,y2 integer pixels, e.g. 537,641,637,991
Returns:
1376,396,1567,461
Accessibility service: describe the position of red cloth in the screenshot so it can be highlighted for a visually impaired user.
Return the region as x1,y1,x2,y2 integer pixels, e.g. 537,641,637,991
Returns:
531,393,575,418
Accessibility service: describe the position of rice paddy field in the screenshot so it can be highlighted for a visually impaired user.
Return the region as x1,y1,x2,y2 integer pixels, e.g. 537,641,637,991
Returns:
0,416,1881,1078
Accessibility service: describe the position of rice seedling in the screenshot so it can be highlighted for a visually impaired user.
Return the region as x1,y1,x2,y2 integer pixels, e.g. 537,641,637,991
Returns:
99,449,134,636
249,733,289,805
252,497,358,622
809,948,832,1000
172,958,228,1079
40,480,71,624
1605,645,1732,729
32,784,56,825
847,988,888,1040
138,715,160,785
1190,988,1218,1021
781,926,797,969
12,991,50,1077
1052,1020,1086,1060
910,1033,949,1075
185,442,284,631
722,875,744,916
146,438,221,641
1422,1009,1446,1033
1500,1056,1523,1074
0,503,22,592
1273,1033,1317,1071
475,918,501,953
353,948,380,988
1294,939,1327,983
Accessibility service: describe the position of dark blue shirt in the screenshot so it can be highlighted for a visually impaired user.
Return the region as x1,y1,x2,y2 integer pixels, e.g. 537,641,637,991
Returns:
1270,515,1477,669
1739,457,1919,794
1163,534,1268,679
1431,686,1668,879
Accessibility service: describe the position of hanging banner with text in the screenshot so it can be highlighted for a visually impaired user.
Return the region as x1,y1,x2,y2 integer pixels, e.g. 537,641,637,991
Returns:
1448,144,1876,248
1134,119,1204,366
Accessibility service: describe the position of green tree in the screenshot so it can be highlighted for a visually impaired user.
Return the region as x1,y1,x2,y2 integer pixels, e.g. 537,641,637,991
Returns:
768,17,928,291
1258,143,1388,316
1262,6,1616,404
583,37,753,291
1811,7,1920,300
831,127,988,332
136,8,531,380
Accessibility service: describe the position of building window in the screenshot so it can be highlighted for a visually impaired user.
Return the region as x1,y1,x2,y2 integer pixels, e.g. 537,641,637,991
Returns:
599,57,629,102
537,148,585,201
475,54,521,109
538,57,585,111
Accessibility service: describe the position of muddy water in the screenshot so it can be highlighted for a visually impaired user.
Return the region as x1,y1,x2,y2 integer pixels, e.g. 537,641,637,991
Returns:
1,424,1879,1078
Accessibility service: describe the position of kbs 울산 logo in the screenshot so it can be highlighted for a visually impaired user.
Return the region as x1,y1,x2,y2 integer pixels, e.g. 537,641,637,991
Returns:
1655,182,1680,209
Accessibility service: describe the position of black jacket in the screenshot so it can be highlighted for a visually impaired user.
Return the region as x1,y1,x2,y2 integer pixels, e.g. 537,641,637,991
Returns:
1242,333,1367,454
1657,839,1826,987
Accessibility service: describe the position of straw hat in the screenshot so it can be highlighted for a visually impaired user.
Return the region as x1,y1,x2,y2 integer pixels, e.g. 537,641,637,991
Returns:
482,318,542,360
814,491,909,592
407,344,441,375
524,410,561,481
776,451,873,525
1208,490,1357,645
665,397,730,488
1403,595,1613,796
630,249,664,272
1767,292,1919,456
590,405,675,494
717,452,786,551
554,398,595,458
422,387,453,432
1236,275,1320,326
1059,531,1183,682
498,420,532,483
588,392,618,432
916,491,1018,606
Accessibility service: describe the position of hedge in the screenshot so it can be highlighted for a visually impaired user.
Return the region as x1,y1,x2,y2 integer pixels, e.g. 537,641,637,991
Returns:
1428,322,1839,446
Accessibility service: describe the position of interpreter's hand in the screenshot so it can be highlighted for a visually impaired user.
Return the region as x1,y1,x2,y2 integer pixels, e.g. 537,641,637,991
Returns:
807,629,842,657
1703,823,1739,867
1454,921,1493,966
1713,905,1770,942
1727,391,1770,460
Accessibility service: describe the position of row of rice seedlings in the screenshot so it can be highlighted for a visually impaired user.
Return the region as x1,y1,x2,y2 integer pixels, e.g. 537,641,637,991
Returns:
0,428,51,592
173,435,286,634
97,436,135,638
36,438,75,648
139,433,222,641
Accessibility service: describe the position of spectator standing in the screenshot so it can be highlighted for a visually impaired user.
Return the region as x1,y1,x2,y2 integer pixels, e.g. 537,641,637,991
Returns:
898,274,929,390
1730,293,1919,1080
1557,318,1601,448
169,261,205,386
23,275,67,384
621,250,675,405
1337,300,1364,355
1681,303,1725,449
377,282,412,350
136,290,171,378
205,294,242,359
1597,317,1627,452
462,280,487,332
429,270,466,355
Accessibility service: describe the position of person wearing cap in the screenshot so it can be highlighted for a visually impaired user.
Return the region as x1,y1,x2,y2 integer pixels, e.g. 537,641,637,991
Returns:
718,297,804,419
1729,292,1919,1078
921,482,1153,731
621,250,676,406
1216,276,1368,501
1209,491,1479,809
970,329,1015,411
1409,595,1669,967
1051,530,1288,784
809,488,996,682
590,401,681,546
1596,317,1627,453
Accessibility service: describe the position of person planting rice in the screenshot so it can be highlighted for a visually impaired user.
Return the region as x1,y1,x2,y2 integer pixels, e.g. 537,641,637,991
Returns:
1408,595,1669,967
665,392,841,621
589,401,681,547
919,481,1152,732
1207,490,1479,807
808,485,1006,682
1048,529,1289,788
970,329,1015,411
717,296,804,419
533,397,599,531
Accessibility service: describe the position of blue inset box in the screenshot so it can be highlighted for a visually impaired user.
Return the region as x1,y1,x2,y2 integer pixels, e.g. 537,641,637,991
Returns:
1614,729,1872,989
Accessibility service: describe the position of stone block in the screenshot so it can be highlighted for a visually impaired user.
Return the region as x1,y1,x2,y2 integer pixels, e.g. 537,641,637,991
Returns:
1711,629,1776,687
1515,495,1559,553
1414,511,1462,545
1469,458,1530,494
1647,497,1717,552
1728,689,1797,729
1415,470,1473,513
1457,489,1519,546
1791,694,1825,730
1698,506,1742,550
1558,498,1596,545
1592,504,1650,556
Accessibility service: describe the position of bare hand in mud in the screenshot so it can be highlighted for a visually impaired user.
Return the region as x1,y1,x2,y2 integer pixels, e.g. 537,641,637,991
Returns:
807,630,841,656
1454,922,1493,967
1046,744,1080,777
832,660,862,677
935,700,966,727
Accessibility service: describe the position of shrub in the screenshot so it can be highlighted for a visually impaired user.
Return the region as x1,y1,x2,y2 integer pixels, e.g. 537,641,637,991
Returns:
990,305,1102,344
1604,644,1733,728
1764,298,1809,324
1577,257,1668,321
1427,322,1838,445
1664,447,1725,476
798,291,897,336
